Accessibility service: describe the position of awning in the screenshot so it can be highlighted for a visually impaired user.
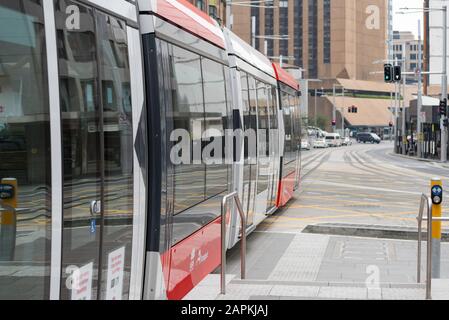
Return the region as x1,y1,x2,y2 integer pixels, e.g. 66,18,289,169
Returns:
326,96,394,127
411,95,440,106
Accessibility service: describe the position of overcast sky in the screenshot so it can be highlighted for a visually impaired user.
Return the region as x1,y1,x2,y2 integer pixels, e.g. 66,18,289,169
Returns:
393,0,424,38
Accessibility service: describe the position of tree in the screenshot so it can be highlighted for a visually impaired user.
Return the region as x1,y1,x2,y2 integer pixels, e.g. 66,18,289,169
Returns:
308,115,330,131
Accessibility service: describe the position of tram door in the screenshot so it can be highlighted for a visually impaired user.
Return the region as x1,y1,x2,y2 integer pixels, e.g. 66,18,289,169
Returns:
55,1,134,300
267,87,279,211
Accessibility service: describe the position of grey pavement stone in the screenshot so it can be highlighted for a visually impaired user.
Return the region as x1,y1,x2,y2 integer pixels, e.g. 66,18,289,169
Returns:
381,287,425,300
317,286,368,300
268,234,329,282
269,285,320,298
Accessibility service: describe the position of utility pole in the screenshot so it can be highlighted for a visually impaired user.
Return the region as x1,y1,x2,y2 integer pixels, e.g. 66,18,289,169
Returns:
417,19,423,158
251,16,256,48
424,0,430,96
441,6,448,162
226,0,232,29
402,44,407,155
314,88,318,127
342,88,345,138
332,85,336,133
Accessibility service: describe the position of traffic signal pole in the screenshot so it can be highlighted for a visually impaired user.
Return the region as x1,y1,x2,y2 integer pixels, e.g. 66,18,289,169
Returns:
333,85,336,133
402,44,407,155
441,6,447,163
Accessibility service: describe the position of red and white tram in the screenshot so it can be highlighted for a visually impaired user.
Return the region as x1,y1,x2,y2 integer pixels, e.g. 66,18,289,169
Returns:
0,0,301,300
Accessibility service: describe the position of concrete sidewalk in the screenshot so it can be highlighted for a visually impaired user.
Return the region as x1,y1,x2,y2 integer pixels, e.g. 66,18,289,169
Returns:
185,232,449,300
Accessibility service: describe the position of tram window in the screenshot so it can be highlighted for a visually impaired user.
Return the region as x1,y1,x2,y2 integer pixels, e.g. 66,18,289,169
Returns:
170,45,206,214
256,81,269,194
96,11,133,299
241,72,250,159
0,0,51,299
202,58,229,198
282,91,293,165
247,75,258,179
291,95,301,153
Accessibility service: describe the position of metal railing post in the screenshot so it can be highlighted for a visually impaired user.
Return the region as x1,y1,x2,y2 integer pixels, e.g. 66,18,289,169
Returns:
221,191,247,295
234,195,246,280
426,197,433,300
417,194,426,283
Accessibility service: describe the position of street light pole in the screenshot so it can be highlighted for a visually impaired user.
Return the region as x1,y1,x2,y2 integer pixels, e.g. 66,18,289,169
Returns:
441,6,448,162
417,19,423,158
394,56,399,143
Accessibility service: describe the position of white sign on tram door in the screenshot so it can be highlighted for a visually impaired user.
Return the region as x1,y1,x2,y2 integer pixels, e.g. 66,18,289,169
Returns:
106,246,125,300
71,262,94,300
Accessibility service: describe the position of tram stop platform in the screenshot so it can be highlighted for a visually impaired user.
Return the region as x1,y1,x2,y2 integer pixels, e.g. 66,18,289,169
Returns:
184,232,449,300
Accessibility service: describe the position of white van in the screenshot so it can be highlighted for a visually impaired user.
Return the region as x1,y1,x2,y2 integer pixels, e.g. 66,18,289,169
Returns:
325,133,342,147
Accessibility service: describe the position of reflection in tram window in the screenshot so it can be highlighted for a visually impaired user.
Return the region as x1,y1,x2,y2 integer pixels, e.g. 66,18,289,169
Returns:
202,58,229,198
96,11,133,300
170,45,206,214
56,0,102,300
56,1,134,300
256,82,269,194
0,0,51,299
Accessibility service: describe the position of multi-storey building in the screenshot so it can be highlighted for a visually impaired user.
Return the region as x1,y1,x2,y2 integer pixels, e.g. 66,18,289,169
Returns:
392,31,423,84
231,0,389,82
187,0,226,22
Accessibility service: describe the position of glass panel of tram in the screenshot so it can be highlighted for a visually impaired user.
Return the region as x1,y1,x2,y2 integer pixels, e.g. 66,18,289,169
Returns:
0,0,51,299
56,0,134,300
240,72,257,228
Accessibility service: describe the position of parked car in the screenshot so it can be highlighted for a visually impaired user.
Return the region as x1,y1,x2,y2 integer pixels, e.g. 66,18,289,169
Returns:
325,133,342,147
342,137,352,146
357,132,381,144
301,139,311,150
314,137,328,148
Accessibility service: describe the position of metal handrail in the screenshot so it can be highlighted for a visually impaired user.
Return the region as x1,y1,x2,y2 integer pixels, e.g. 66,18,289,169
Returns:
221,191,247,295
417,193,449,300
416,194,432,299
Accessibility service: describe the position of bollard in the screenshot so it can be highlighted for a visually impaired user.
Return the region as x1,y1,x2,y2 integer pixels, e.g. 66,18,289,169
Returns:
0,178,17,261
430,178,443,278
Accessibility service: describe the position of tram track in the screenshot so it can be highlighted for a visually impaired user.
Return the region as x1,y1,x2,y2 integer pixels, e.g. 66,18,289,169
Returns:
301,149,331,181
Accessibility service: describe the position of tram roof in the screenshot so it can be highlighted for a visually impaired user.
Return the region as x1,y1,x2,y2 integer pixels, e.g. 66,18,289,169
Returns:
272,63,300,91
223,28,276,79
141,0,226,49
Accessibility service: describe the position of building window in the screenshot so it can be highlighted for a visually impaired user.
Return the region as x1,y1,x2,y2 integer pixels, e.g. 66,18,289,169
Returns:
265,2,274,57
410,53,417,60
196,0,205,11
308,0,318,77
294,0,303,67
209,5,218,18
323,0,331,64
251,1,260,50
279,0,289,57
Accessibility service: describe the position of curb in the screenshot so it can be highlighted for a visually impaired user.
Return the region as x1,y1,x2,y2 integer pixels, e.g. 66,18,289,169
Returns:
387,152,445,165
302,223,449,242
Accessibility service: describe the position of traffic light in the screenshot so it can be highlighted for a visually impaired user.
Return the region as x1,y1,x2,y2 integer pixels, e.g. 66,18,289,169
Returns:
440,99,447,117
384,64,393,83
389,121,393,128
332,119,336,126
394,66,401,82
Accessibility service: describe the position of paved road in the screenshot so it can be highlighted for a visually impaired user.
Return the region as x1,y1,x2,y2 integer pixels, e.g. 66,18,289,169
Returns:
186,141,449,300
261,141,449,232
